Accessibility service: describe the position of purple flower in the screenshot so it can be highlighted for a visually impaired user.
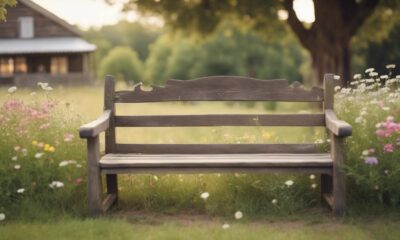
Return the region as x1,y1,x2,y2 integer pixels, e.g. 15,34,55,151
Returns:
364,157,378,165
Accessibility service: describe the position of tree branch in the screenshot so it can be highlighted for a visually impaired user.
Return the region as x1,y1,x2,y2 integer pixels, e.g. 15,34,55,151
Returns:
349,0,379,37
283,0,313,50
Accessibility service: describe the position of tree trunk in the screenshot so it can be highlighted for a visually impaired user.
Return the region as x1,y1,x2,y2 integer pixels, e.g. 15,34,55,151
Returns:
309,36,352,87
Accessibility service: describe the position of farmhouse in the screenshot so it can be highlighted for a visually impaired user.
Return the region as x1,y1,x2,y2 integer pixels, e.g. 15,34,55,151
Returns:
0,0,96,86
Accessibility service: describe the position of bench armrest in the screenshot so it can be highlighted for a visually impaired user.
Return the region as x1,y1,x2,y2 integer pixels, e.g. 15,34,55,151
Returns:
79,110,112,138
325,110,352,137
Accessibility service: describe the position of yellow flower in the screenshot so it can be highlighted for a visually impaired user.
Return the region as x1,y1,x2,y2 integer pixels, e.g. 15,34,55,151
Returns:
44,144,50,149
32,140,38,145
48,146,55,152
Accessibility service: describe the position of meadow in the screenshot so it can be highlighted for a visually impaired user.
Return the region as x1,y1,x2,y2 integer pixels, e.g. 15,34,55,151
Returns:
1,72,400,239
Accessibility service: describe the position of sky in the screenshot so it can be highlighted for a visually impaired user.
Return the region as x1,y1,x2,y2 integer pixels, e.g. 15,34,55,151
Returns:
31,0,315,30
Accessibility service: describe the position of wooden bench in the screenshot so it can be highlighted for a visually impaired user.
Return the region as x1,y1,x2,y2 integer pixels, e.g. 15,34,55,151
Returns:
79,74,352,217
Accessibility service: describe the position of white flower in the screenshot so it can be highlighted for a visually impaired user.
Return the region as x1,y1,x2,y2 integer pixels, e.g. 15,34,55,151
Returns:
200,192,210,200
17,188,25,193
76,164,82,168
387,116,394,122
0,213,5,221
7,86,17,93
362,150,369,156
353,74,362,79
383,107,390,111
375,123,382,128
314,139,324,144
272,199,278,204
311,183,317,189
285,180,294,186
355,116,363,123
11,156,18,161
38,82,53,91
49,181,64,189
309,174,315,180
153,175,159,181
59,161,69,167
14,164,21,170
334,86,341,92
380,75,389,79
365,68,374,73
386,64,395,69
334,75,341,80
35,152,44,159
369,72,378,77
21,148,28,156
234,211,243,219
222,223,230,229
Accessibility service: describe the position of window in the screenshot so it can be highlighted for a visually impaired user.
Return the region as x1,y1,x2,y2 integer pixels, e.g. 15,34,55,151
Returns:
19,17,34,38
0,58,14,76
15,57,27,73
51,56,68,74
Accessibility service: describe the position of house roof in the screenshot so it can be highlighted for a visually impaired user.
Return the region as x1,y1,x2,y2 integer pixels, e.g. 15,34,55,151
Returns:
0,37,96,55
19,0,82,36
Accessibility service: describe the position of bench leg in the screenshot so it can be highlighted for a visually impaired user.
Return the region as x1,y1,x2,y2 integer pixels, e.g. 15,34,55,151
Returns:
87,137,103,217
106,174,118,202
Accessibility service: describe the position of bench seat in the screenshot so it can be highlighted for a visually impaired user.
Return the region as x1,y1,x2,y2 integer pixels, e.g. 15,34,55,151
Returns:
100,154,333,174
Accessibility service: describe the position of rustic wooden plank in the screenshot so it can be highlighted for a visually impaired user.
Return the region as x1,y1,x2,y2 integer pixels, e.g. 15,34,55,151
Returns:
102,193,117,212
99,153,332,168
101,167,333,175
323,74,335,110
79,110,111,138
331,133,346,217
322,193,334,208
325,110,352,137
114,144,319,154
87,136,103,217
114,114,325,127
104,75,118,199
115,76,324,102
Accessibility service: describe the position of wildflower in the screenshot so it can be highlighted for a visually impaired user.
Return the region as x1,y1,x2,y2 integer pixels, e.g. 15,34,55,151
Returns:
272,199,278,204
362,150,369,156
0,213,5,221
334,75,340,80
384,144,393,153
387,116,395,122
14,145,20,151
7,86,17,93
382,107,390,111
59,161,69,167
334,86,341,92
153,175,158,181
48,146,55,152
35,152,44,159
200,192,210,200
21,148,28,156
75,177,83,185
384,169,390,175
314,139,324,144
32,140,38,145
17,188,25,194
64,133,74,142
14,164,21,170
76,164,82,168
386,64,396,69
285,180,294,187
49,181,64,189
309,174,315,180
355,116,363,123
353,74,362,79
11,156,17,161
222,223,230,229
365,68,374,73
364,157,378,165
380,75,389,80
311,184,317,189
37,142,44,148
369,72,378,77
234,211,243,219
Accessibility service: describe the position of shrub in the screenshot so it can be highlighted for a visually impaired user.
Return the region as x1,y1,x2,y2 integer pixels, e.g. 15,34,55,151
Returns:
0,84,86,221
335,66,400,206
99,46,143,85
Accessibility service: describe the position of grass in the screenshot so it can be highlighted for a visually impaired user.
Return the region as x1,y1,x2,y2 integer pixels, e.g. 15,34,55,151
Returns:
2,213,400,240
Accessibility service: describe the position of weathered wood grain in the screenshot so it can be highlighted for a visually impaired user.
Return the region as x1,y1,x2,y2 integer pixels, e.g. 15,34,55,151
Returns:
102,193,117,212
331,133,346,217
114,144,318,154
115,76,324,102
79,110,111,138
325,110,352,137
114,114,325,127
87,136,102,217
323,74,335,110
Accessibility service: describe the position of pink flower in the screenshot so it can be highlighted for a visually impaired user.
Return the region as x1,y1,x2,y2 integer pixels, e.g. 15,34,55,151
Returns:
376,129,386,137
75,177,83,185
14,145,21,151
64,133,74,142
384,144,394,153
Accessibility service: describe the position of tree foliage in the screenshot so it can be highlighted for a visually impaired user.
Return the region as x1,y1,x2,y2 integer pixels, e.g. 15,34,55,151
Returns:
0,0,16,21
99,46,143,85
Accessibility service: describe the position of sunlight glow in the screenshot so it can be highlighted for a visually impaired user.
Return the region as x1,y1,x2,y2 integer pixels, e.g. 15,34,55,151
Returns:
293,0,315,23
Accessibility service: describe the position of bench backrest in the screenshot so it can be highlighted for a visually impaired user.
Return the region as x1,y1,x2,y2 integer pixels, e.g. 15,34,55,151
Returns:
104,75,336,154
